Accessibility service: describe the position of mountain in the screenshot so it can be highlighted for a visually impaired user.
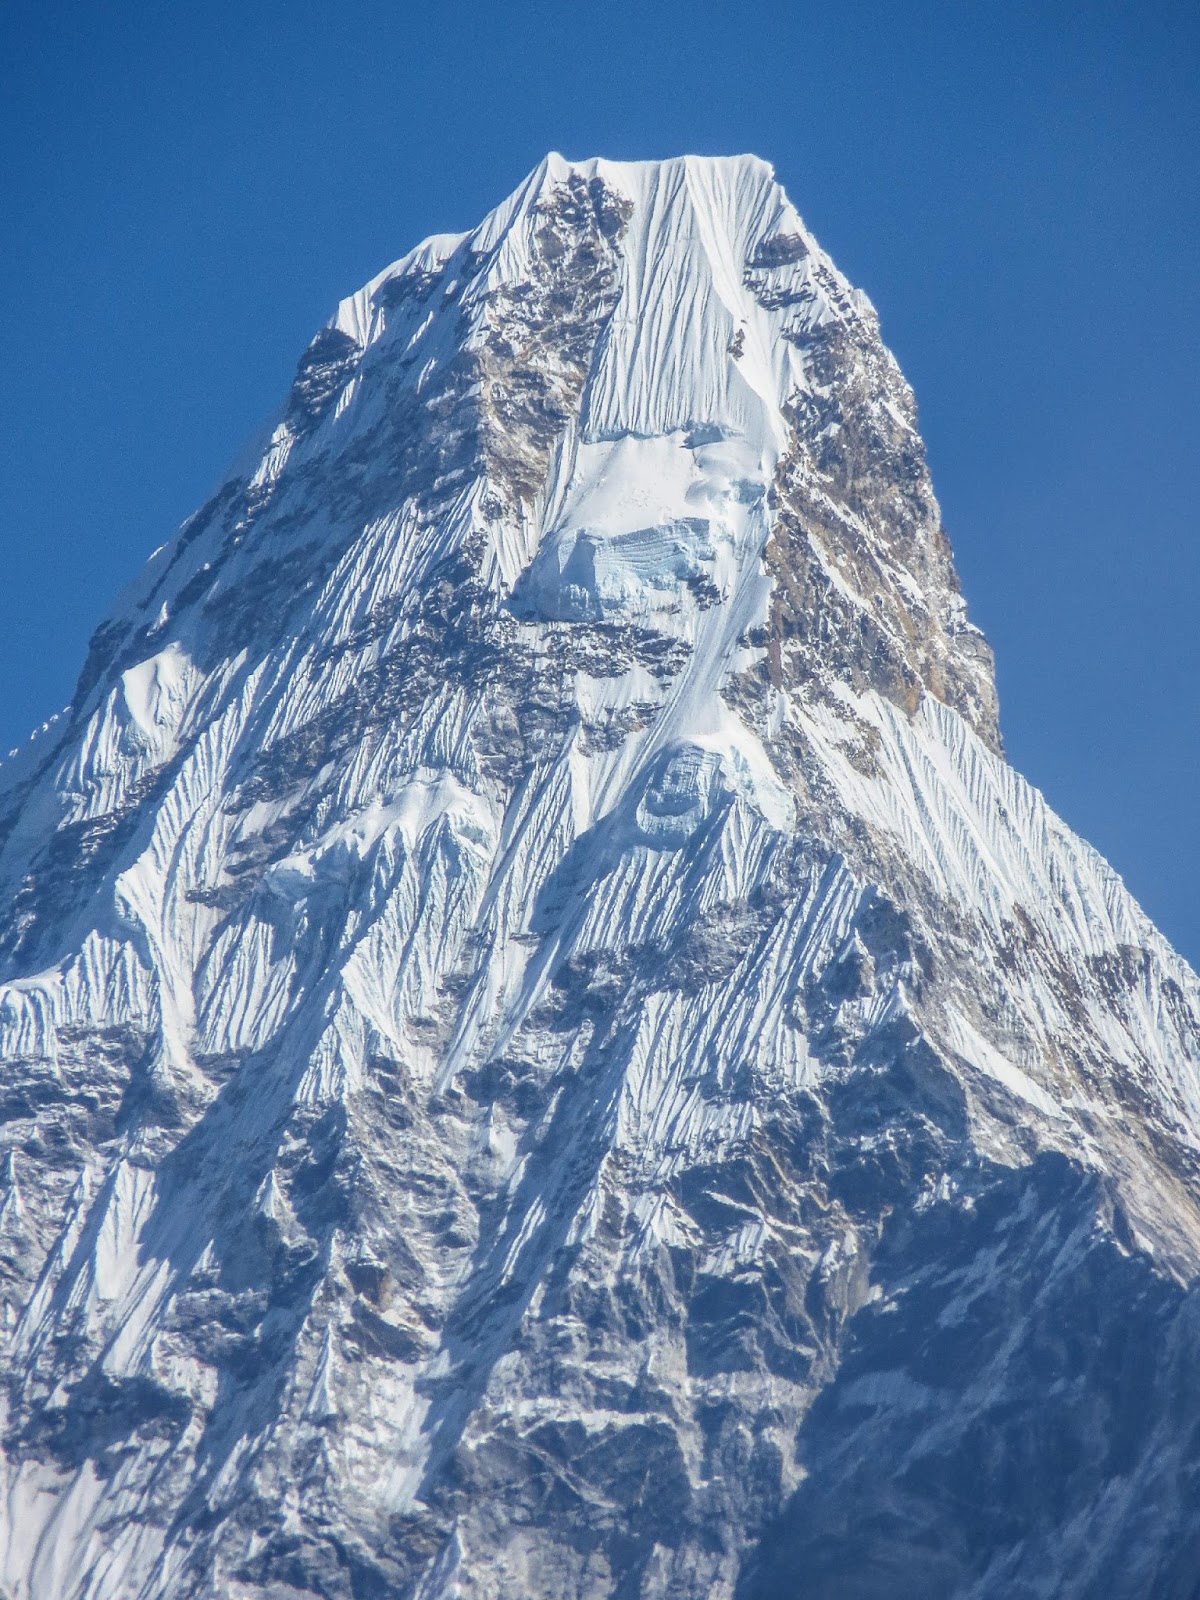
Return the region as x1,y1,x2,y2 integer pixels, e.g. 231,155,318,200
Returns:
1,152,1199,1600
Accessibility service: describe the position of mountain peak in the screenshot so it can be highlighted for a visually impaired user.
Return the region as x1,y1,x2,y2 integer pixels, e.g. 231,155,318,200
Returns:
1,158,1199,1599
227,150,997,760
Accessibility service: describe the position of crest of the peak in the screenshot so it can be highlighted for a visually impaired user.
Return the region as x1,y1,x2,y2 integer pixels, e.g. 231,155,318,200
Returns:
532,150,784,195
492,150,791,211
336,150,827,333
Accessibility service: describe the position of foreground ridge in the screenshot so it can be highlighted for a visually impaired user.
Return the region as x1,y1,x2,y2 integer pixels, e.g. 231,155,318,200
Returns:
1,153,1199,1599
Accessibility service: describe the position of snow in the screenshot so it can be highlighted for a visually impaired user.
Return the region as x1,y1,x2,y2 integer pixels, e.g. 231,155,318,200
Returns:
946,1008,1069,1122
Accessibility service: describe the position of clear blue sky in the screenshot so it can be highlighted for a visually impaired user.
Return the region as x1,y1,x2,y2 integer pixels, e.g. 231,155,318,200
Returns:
2,0,1198,961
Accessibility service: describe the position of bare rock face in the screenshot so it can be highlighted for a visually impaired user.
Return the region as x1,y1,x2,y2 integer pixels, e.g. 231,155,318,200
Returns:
0,153,1198,1599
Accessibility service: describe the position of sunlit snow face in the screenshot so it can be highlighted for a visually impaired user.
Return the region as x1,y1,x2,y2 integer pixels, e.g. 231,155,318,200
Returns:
516,427,768,627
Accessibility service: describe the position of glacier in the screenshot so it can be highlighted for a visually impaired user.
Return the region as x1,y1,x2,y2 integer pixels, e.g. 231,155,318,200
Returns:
0,152,1198,1597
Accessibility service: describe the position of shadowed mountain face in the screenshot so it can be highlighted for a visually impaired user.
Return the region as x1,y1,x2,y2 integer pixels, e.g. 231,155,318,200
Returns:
0,154,1198,1600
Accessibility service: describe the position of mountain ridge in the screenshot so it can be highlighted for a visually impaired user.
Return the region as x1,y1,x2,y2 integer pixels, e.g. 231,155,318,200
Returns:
0,153,1198,1599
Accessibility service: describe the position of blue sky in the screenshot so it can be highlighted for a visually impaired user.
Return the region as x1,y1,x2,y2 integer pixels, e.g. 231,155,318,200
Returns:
2,0,1197,960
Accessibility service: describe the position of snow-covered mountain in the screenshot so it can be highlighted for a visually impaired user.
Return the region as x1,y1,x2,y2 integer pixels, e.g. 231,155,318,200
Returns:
1,153,1199,1599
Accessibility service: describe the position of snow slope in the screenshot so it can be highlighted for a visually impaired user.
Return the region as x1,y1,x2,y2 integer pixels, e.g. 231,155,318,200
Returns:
0,153,1198,1599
